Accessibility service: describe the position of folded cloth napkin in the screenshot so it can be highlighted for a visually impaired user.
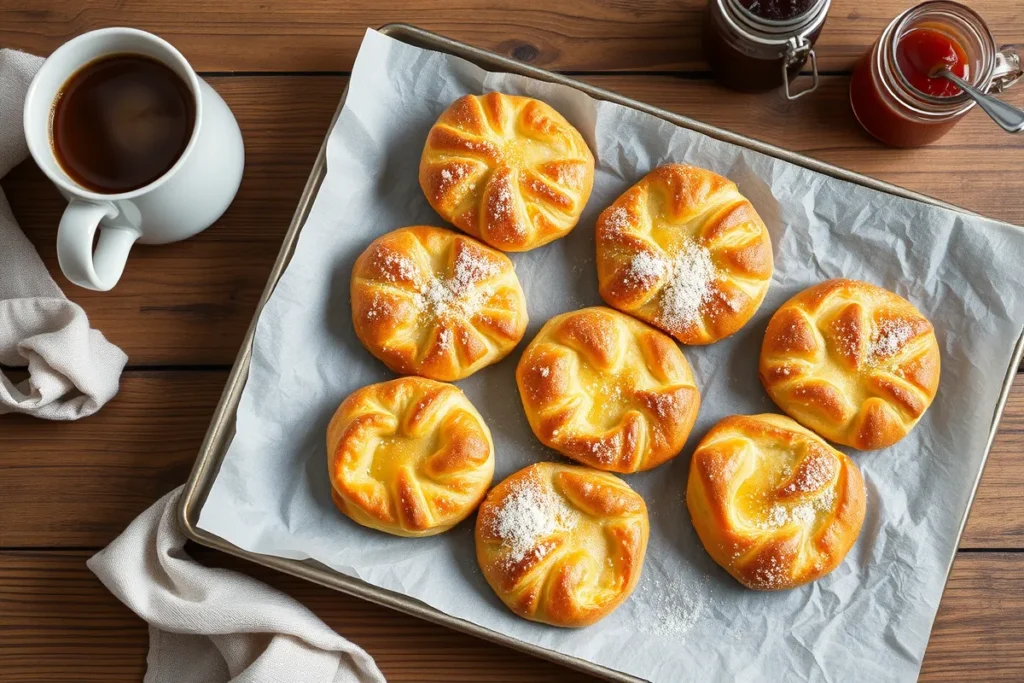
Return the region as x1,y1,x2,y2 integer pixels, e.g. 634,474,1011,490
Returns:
0,49,127,420
89,487,387,683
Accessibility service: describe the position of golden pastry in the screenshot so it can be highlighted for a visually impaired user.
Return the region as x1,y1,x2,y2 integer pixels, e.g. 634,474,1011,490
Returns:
517,307,700,473
759,278,940,449
419,92,595,252
595,163,773,345
475,461,649,627
327,377,494,537
687,414,866,591
350,226,528,381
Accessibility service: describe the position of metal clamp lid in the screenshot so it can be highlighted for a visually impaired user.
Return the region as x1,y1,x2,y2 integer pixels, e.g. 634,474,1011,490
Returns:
783,36,819,100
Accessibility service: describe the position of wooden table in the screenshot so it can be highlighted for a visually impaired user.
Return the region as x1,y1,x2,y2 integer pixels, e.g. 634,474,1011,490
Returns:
2,2,1023,681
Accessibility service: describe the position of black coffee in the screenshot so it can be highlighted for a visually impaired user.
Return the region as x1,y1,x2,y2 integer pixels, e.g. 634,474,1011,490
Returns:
51,53,195,194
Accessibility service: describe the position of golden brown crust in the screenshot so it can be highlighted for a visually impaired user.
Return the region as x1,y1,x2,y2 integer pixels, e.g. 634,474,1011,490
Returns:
419,93,595,252
350,226,528,381
759,278,941,449
327,377,495,537
516,307,700,473
475,462,649,627
686,414,867,591
595,164,773,345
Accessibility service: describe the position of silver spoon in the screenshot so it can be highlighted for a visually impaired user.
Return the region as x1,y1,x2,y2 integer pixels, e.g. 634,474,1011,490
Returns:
933,67,1024,133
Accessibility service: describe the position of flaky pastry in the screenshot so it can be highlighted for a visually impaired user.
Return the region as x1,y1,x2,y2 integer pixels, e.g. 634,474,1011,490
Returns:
327,377,494,537
420,92,595,252
475,462,649,627
595,163,773,344
759,278,940,449
687,414,866,590
517,307,700,473
350,226,528,381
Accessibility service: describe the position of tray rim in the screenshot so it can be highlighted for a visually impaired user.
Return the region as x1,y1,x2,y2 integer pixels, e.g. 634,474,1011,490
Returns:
179,22,1024,683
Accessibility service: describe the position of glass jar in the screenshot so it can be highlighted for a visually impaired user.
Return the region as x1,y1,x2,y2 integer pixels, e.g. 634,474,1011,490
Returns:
850,1,1023,148
704,0,831,99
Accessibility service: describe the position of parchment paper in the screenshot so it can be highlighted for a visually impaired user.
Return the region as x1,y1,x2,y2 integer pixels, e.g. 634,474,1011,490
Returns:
198,28,1024,682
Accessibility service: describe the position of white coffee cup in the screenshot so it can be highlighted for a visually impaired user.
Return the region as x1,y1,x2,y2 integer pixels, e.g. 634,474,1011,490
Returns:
23,27,244,291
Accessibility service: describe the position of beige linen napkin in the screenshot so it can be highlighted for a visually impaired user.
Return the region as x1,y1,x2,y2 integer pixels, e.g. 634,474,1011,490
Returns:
0,49,127,419
89,487,387,683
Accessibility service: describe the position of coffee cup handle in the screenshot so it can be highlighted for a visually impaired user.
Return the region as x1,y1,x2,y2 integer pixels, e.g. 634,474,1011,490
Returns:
56,201,140,292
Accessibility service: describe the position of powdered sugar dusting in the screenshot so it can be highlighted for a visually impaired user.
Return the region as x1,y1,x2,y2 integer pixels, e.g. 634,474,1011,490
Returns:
762,504,789,530
437,327,453,349
783,452,837,495
412,247,500,320
622,250,665,286
753,555,788,589
659,240,720,330
649,391,679,418
556,162,585,188
589,438,617,464
490,476,578,566
869,318,915,364
378,251,418,283
603,206,632,235
637,574,711,638
436,164,469,198
488,182,524,235
829,315,861,359
624,241,720,331
756,482,838,530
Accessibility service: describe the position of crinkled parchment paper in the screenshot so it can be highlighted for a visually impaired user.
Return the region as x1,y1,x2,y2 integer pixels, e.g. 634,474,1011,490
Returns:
198,29,1024,683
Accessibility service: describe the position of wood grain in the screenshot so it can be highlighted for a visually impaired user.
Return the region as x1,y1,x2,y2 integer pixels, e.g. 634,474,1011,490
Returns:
1,371,1022,549
3,2,1023,678
1,549,1020,681
0,1,1021,73
0,372,221,548
7,75,1023,366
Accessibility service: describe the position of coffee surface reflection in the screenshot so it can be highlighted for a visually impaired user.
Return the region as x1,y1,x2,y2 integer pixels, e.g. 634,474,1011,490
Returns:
51,53,195,194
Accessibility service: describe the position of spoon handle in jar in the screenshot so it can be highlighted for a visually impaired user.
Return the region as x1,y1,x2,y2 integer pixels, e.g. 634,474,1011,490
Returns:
942,70,1024,133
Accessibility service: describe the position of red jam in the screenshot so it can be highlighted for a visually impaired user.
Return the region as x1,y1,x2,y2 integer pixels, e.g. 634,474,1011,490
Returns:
895,27,969,97
849,21,975,148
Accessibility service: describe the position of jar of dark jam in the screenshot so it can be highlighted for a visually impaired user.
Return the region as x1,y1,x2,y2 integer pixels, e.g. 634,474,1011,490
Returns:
850,1,1023,147
705,0,831,99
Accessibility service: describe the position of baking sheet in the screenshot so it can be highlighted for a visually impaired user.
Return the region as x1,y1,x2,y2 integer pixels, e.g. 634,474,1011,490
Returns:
197,28,1024,683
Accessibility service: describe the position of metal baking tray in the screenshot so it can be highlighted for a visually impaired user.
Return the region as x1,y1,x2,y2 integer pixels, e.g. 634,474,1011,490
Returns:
180,23,1024,682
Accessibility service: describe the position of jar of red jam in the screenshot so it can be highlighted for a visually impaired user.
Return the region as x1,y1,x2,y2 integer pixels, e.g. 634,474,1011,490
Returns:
850,1,1023,147
705,0,831,99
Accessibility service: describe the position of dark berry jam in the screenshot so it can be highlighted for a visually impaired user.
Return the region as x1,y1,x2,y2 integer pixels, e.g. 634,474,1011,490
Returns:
738,0,816,21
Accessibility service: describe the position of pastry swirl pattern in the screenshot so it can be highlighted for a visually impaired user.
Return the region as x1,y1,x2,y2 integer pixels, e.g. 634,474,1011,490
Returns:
420,92,595,252
328,377,494,537
350,226,528,381
759,279,941,449
596,163,773,345
475,462,649,627
516,307,700,473
686,414,866,590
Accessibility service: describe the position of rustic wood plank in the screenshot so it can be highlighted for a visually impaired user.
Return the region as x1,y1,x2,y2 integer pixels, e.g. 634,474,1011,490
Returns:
6,75,1023,366
1,371,1022,549
1,549,1020,681
962,389,1024,548
919,552,1024,681
1,1,1021,73
0,372,222,548
0,549,594,682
